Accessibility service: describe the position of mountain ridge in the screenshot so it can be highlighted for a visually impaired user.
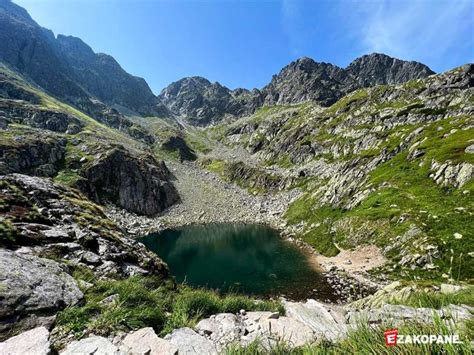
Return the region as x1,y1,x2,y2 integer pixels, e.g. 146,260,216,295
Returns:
160,53,435,125
1,0,435,126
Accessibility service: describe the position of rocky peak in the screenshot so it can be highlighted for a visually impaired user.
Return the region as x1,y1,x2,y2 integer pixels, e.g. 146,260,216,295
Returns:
158,76,243,125
0,1,164,117
0,0,33,25
56,35,96,62
262,58,348,106
347,53,435,87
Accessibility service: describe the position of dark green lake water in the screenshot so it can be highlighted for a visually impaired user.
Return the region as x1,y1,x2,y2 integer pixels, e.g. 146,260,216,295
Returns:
141,223,336,301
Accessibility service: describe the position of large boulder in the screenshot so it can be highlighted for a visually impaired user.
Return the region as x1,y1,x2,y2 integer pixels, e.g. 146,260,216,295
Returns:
283,299,347,341
77,147,179,216
0,250,83,338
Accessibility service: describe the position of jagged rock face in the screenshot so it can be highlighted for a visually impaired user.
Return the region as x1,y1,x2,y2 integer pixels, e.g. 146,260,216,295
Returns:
346,53,435,88
0,99,83,133
158,76,250,125
78,147,179,216
263,58,349,106
222,64,473,210
0,134,66,177
160,54,434,125
0,73,40,103
76,98,155,144
0,174,169,275
0,0,89,102
0,0,163,117
0,249,83,338
262,54,435,107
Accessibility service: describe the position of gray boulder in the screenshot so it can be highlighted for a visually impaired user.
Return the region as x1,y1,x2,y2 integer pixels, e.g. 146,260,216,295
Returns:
165,327,217,355
283,299,347,341
121,327,178,355
60,335,118,355
0,249,83,338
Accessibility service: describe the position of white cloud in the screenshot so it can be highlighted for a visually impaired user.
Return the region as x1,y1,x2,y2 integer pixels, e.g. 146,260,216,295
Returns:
352,0,473,63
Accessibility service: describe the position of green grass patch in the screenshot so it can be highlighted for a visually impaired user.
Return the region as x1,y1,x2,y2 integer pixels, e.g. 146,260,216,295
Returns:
388,286,474,309
56,276,283,339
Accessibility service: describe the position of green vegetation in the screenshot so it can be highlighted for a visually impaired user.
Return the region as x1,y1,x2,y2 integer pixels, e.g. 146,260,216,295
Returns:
325,89,369,115
0,217,17,245
285,148,473,280
388,286,474,309
163,288,284,334
226,318,472,354
56,275,283,339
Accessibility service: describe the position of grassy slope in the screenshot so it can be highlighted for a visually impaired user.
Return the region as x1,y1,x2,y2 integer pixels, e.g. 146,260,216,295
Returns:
209,71,474,282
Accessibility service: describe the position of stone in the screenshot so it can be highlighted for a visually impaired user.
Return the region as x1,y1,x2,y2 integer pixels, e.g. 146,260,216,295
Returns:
60,336,118,355
165,327,217,355
195,314,241,347
440,283,462,294
283,300,347,341
0,249,83,337
242,312,316,348
453,233,463,239
0,327,50,355
465,145,474,154
122,327,178,355
346,303,472,326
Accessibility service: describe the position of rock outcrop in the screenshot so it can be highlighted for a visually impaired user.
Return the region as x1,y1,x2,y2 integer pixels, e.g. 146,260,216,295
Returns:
60,336,118,355
77,147,179,216
122,327,178,355
0,174,169,276
0,134,66,177
1,298,472,354
0,173,171,337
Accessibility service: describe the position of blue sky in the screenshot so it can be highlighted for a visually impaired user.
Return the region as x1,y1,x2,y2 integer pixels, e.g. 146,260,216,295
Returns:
15,0,474,94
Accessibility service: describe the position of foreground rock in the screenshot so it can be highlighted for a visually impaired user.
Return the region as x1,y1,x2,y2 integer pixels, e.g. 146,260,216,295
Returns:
1,174,168,278
0,326,50,355
60,336,118,355
195,311,318,350
165,327,217,355
122,327,178,355
283,299,347,341
0,174,170,337
3,299,472,354
0,250,82,338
